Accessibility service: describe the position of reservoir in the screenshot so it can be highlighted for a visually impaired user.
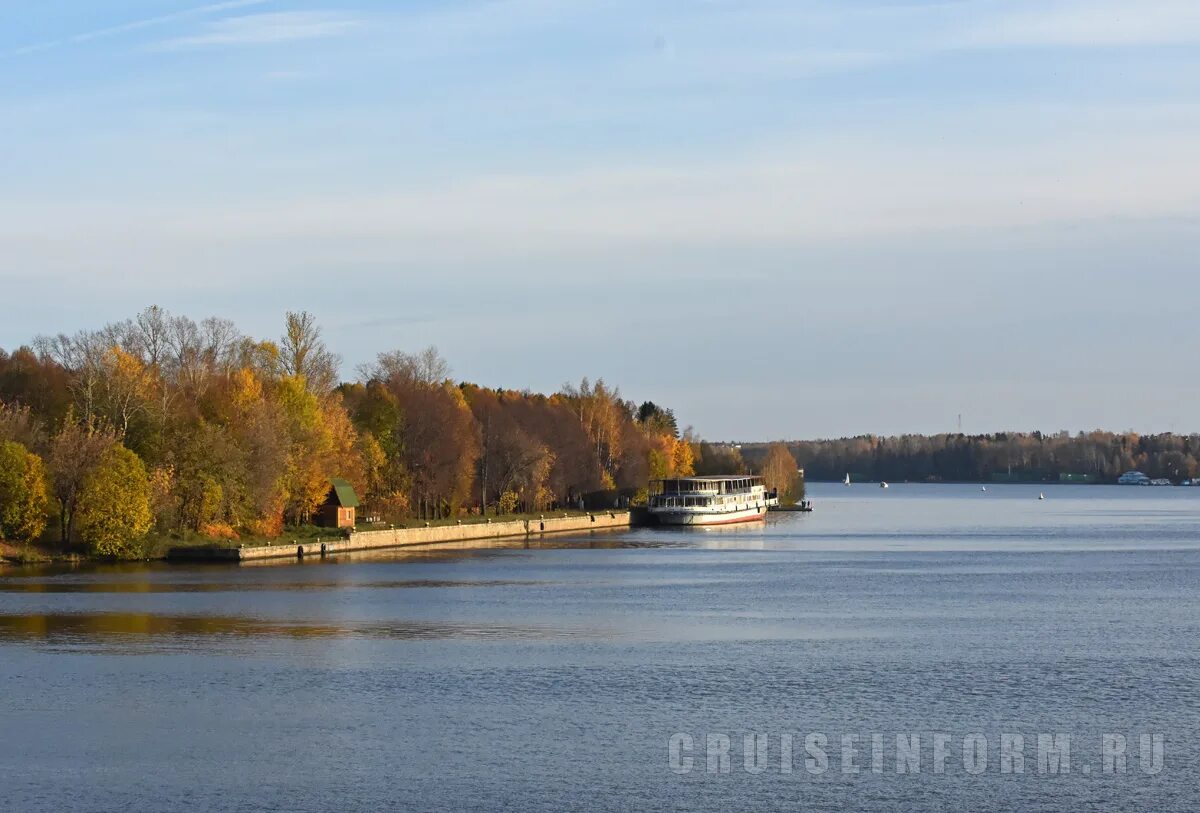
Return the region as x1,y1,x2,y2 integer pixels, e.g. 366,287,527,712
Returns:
2,483,1199,811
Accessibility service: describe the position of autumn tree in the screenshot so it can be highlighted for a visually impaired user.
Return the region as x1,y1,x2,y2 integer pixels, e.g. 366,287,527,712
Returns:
0,402,45,452
340,379,406,517
0,347,72,428
47,415,120,544
75,445,153,557
636,401,678,437
34,329,107,423
0,441,51,543
281,311,339,395
360,346,449,389
487,419,554,513
399,383,478,518
760,442,803,504
561,378,627,488
277,375,336,524
97,346,155,438
223,367,289,533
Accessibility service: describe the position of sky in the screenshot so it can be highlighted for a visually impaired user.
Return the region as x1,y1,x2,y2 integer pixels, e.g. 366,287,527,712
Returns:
2,0,1198,440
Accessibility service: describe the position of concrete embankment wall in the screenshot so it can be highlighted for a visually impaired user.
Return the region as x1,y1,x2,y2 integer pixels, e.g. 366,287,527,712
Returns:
169,511,633,563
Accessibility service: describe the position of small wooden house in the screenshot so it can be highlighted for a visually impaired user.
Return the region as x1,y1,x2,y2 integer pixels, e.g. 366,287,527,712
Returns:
317,478,359,529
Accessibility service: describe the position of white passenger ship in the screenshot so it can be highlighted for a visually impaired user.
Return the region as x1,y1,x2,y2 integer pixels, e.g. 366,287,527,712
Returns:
648,475,779,526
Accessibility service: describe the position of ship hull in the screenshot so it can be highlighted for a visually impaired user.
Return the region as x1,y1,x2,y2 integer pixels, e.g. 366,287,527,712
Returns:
651,506,767,526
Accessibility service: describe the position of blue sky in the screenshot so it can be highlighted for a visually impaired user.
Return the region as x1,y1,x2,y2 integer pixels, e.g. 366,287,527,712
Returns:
2,0,1198,439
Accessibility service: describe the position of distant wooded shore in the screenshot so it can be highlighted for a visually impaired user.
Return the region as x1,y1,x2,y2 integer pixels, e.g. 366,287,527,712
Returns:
738,432,1200,486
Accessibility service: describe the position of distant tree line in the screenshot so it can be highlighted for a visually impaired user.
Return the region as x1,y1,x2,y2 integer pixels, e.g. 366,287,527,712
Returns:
0,307,700,556
740,432,1200,484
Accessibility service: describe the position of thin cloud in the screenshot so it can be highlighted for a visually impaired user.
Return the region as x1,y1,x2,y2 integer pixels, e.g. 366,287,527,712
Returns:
153,11,363,50
954,0,1200,48
5,0,269,57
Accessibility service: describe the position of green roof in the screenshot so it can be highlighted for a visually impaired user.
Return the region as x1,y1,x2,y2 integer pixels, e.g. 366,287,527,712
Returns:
329,478,360,508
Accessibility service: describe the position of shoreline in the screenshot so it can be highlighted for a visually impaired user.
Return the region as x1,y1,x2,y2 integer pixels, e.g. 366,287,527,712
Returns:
0,510,640,568
169,510,636,563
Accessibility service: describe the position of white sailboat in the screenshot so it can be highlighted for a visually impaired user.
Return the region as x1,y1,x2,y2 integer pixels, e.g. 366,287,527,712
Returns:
844,473,851,486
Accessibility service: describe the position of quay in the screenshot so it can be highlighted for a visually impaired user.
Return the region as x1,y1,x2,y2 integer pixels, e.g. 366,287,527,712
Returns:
167,511,635,563
768,500,814,513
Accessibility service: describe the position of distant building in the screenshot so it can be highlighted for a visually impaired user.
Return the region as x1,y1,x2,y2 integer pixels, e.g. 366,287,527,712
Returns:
317,478,359,528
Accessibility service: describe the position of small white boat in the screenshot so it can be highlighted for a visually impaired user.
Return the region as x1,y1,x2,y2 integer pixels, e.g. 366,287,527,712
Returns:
981,486,987,492
1039,493,1045,500
880,481,889,489
844,473,851,486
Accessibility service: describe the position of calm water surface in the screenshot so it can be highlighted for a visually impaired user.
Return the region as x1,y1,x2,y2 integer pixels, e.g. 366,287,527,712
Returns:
2,483,1199,811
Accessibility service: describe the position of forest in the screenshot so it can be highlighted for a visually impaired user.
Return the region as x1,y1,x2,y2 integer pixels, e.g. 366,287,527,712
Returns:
0,307,802,558
740,431,1200,484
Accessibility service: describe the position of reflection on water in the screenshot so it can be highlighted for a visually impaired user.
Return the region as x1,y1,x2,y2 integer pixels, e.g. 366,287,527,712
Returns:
0,611,602,644
0,578,548,594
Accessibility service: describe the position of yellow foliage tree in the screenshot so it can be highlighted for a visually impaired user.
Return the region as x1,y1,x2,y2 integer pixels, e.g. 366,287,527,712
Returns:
647,446,671,480
99,346,155,435
646,434,695,480
277,375,334,524
498,490,520,514
75,445,153,557
672,437,696,477
761,442,803,505
0,441,51,543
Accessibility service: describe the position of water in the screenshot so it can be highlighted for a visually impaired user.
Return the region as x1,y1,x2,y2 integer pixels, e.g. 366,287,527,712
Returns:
2,483,1199,811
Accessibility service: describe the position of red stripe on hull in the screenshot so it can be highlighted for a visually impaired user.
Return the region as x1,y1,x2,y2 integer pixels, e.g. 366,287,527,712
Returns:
654,511,766,526
694,513,766,526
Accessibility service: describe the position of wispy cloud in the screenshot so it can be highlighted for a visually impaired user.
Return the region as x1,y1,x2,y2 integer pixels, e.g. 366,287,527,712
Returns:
954,0,1200,48
153,11,362,50
7,107,1200,275
5,0,268,57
